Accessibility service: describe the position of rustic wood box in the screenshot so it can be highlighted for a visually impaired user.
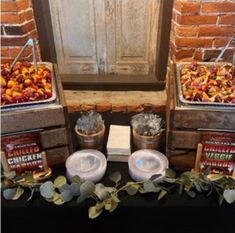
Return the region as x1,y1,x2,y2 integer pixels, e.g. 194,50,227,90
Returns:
1,65,72,166
166,64,235,170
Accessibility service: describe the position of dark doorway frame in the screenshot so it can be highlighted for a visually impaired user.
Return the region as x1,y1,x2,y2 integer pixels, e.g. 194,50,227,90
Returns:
32,0,173,90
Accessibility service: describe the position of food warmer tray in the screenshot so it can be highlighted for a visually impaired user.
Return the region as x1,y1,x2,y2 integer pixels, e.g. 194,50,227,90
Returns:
1,62,57,111
175,62,235,108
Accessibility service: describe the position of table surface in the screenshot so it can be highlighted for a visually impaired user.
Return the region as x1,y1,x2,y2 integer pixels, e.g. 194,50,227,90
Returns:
2,161,235,233
2,113,235,233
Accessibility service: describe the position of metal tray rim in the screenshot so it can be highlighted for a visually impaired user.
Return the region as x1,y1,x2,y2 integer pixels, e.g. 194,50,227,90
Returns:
175,62,235,108
1,62,57,110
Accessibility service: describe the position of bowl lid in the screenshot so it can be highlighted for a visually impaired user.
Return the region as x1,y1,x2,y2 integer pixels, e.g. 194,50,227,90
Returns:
66,149,107,175
128,149,169,181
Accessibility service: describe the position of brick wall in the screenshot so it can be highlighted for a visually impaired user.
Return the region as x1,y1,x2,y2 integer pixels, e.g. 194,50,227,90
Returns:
1,0,41,64
170,0,235,62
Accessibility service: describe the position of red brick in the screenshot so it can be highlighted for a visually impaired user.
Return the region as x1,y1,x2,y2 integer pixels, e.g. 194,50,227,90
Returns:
19,9,34,23
0,1,18,12
203,49,233,62
9,46,32,58
214,38,231,48
219,15,235,25
175,25,198,37
16,0,30,11
180,15,217,25
1,35,29,46
194,49,203,61
174,1,200,13
1,58,14,64
96,103,112,112
1,47,9,57
112,105,127,112
175,49,195,59
29,29,38,39
126,104,144,113
80,104,95,112
199,26,235,37
23,9,34,21
22,20,36,33
175,37,213,48
1,13,21,24
202,2,235,13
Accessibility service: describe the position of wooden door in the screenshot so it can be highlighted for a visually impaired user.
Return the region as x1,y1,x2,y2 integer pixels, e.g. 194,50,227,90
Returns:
49,0,160,75
106,0,159,75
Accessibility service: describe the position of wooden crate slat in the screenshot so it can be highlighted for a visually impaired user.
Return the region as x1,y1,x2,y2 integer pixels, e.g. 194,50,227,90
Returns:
168,130,201,149
169,151,195,170
40,127,68,149
46,146,70,166
1,105,65,134
172,109,235,130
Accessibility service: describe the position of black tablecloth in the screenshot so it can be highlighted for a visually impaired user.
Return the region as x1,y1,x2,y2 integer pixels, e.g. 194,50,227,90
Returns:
2,162,235,233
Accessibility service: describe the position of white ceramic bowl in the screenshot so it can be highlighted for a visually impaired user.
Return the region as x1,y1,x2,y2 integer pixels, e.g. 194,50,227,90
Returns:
66,149,107,183
128,149,169,182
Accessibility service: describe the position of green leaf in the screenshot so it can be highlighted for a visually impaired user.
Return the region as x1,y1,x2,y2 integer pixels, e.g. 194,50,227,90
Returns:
165,168,176,178
89,206,103,219
109,172,122,184
54,176,67,188
186,190,196,198
218,192,224,205
150,174,161,181
23,172,34,183
95,185,109,201
80,180,95,198
40,181,54,199
158,189,167,200
3,171,16,179
194,181,202,193
12,186,24,200
164,178,177,183
143,181,157,193
61,190,73,202
105,197,119,213
124,183,139,196
71,175,81,184
178,183,183,195
53,191,64,205
2,188,16,200
27,188,35,202
223,189,235,204
95,201,106,211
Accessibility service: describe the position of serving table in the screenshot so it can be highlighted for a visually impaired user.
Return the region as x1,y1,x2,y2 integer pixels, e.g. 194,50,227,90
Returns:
2,161,235,233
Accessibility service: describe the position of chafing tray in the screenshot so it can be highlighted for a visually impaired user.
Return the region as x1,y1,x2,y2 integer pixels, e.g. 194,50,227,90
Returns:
1,62,57,110
175,62,235,108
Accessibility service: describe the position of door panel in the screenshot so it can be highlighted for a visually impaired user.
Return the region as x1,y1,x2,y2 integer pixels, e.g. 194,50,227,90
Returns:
49,0,105,74
49,0,160,75
106,0,159,75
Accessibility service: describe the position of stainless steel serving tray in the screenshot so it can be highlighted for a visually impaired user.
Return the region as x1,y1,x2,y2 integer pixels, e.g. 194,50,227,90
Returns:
1,62,57,110
175,62,235,108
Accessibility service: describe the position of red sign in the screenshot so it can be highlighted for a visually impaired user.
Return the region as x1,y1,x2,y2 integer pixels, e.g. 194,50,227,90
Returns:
1,131,46,175
200,132,235,176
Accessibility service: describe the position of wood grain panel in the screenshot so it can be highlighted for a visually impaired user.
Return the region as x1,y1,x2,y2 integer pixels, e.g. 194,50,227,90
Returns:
1,105,65,134
46,146,70,166
168,130,202,149
40,128,68,149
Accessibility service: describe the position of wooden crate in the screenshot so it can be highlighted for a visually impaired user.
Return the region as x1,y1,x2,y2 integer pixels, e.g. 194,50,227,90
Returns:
1,65,72,166
166,64,235,170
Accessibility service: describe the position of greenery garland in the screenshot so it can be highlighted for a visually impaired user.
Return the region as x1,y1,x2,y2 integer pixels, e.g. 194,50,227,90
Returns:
1,168,235,219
